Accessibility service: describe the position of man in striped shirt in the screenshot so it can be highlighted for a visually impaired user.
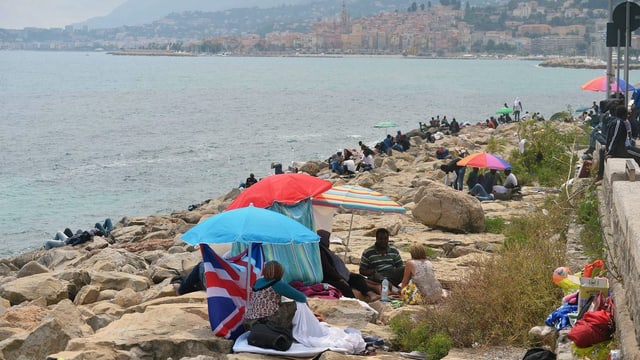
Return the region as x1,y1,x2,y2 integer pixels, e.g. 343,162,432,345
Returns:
359,228,405,287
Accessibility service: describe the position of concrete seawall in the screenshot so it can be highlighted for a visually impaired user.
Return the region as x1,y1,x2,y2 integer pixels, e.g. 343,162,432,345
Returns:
601,158,640,359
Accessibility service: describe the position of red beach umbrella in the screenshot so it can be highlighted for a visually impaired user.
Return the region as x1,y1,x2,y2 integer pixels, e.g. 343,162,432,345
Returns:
580,75,635,92
456,152,511,170
226,173,332,210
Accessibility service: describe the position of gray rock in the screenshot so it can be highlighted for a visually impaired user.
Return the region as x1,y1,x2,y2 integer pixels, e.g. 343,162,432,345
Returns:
16,261,48,278
0,273,70,305
412,181,485,233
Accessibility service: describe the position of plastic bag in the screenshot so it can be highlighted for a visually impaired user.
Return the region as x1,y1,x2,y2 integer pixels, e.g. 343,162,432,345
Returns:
583,260,605,278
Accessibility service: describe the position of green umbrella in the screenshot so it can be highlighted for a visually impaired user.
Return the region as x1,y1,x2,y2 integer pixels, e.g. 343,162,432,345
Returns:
373,121,398,128
496,107,513,115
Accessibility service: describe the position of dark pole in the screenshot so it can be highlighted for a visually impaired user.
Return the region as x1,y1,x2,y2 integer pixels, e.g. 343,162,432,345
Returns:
607,0,614,99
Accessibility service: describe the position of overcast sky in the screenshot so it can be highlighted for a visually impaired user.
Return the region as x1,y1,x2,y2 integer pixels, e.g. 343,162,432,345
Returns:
0,0,127,29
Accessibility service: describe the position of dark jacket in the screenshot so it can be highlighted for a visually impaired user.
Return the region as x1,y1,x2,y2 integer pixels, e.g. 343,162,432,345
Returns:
605,117,629,157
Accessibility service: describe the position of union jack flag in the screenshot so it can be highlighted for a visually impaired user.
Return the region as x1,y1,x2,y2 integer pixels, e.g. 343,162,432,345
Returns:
199,243,264,340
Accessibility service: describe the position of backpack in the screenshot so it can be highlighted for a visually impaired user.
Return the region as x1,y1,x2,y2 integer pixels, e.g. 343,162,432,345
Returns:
247,320,293,351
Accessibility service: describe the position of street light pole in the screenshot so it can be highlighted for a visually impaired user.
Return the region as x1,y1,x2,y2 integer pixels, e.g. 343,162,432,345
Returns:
607,0,614,99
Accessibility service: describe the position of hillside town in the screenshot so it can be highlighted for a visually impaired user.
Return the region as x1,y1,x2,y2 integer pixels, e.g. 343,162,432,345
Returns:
0,0,630,58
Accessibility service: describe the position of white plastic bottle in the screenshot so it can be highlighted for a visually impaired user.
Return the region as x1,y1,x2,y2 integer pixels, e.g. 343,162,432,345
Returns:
381,277,389,301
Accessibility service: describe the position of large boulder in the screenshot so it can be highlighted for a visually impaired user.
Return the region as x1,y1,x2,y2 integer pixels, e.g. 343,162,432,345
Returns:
89,271,150,292
52,303,232,359
0,300,93,360
0,273,70,305
412,180,485,233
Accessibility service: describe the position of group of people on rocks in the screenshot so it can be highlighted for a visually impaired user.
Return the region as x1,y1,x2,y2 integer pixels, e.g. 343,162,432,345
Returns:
328,145,376,176
44,218,113,250
435,147,520,201
468,168,519,201
174,226,445,342
374,131,410,156
419,115,461,138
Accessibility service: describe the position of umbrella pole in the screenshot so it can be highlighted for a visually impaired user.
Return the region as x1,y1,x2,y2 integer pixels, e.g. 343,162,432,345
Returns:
343,213,354,262
246,243,253,302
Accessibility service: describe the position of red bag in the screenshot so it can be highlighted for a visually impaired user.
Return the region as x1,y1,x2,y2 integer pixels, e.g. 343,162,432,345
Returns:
567,310,613,348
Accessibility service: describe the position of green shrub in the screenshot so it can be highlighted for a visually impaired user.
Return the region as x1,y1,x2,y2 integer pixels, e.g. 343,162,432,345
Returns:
485,216,505,234
389,314,453,359
426,333,454,360
508,120,582,186
576,185,604,260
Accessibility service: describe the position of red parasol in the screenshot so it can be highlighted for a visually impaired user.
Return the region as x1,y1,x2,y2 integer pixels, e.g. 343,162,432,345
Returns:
226,173,332,210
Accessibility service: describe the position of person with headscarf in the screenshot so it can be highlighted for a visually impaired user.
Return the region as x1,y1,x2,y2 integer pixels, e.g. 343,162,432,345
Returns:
317,230,381,303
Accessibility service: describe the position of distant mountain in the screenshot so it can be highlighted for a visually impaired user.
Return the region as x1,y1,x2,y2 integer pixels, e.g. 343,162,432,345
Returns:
76,0,507,29
75,0,314,29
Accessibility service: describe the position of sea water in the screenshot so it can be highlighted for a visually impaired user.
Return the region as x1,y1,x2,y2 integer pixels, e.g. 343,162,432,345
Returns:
0,51,624,257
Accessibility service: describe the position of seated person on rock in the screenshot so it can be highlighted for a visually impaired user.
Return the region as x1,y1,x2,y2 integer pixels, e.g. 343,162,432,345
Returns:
245,173,258,188
466,167,480,191
342,156,357,176
318,230,381,302
469,169,501,201
359,228,405,288
329,151,345,174
356,152,375,172
491,168,519,201
244,261,307,332
435,146,450,160
400,244,445,305
383,135,399,153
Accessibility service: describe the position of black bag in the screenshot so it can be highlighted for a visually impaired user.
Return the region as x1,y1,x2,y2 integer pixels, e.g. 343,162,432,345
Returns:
522,347,556,360
247,321,293,351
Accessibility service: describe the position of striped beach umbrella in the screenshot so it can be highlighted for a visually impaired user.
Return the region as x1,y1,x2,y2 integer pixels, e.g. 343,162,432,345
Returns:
312,185,406,259
312,185,406,214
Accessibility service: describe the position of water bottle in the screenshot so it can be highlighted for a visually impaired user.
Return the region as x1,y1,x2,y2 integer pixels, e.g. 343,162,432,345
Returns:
381,277,389,301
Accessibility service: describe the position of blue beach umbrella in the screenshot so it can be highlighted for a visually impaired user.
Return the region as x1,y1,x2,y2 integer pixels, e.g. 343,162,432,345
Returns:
181,205,319,246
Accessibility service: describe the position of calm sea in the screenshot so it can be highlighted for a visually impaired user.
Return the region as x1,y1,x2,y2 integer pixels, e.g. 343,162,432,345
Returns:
0,51,623,257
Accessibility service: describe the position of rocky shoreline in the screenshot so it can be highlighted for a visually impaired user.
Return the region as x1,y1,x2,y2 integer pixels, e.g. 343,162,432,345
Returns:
539,57,640,69
0,122,566,359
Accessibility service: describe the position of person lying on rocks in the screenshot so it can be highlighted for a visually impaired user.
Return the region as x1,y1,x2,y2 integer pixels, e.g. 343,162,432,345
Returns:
317,230,381,303
359,228,405,289
172,261,205,295
43,218,112,250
